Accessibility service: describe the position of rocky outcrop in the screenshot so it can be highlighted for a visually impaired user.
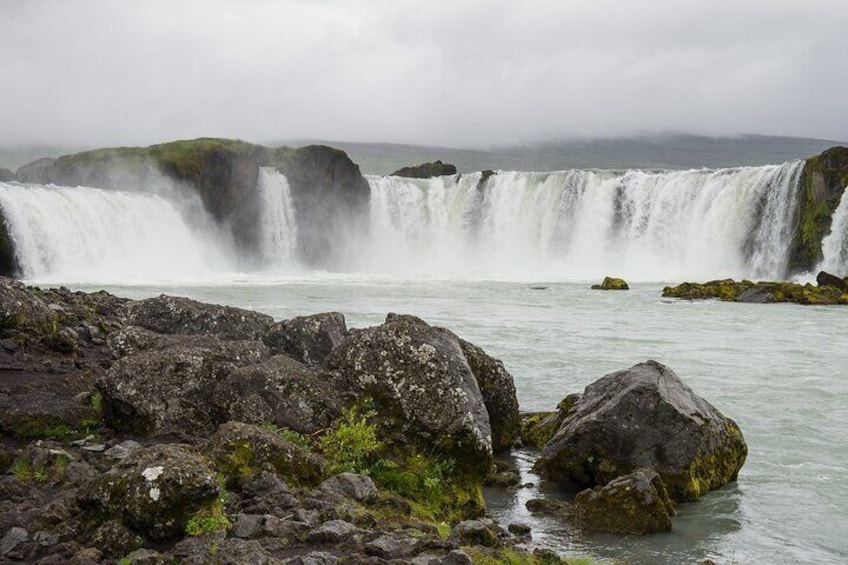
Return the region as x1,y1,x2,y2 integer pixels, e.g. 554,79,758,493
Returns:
9,139,370,272
98,339,270,436
573,468,674,534
788,146,848,272
263,312,347,368
816,270,848,291
534,360,747,502
390,160,458,178
324,313,493,474
0,168,13,182
591,276,629,290
214,355,342,434
662,277,848,305
0,209,17,278
125,294,274,341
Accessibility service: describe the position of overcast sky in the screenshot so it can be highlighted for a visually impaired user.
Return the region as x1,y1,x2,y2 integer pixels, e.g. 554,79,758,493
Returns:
2,0,848,148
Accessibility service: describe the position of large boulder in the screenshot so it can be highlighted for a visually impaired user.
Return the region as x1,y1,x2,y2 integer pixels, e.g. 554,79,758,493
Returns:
77,444,220,541
573,468,674,535
97,340,269,437
125,295,273,341
213,355,342,434
534,360,747,502
816,270,848,292
263,312,347,368
458,338,520,452
324,314,493,473
206,422,324,488
390,160,457,179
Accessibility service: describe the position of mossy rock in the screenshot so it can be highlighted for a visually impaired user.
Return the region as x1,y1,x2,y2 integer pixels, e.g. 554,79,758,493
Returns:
520,394,581,449
77,444,220,541
591,276,629,290
788,146,848,273
663,278,846,306
206,421,325,489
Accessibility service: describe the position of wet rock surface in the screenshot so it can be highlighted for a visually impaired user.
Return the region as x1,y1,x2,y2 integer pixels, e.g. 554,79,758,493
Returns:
663,276,848,305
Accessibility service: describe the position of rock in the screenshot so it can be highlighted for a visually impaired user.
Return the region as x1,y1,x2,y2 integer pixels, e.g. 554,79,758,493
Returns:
125,295,273,340
507,523,531,535
0,390,98,440
104,440,142,460
324,314,493,473
317,473,379,503
286,551,338,565
231,513,266,539
365,534,415,559
0,213,16,278
14,157,56,184
573,468,675,535
458,338,521,452
1,526,28,556
520,394,581,449
263,312,347,368
817,270,848,291
121,548,166,564
214,355,341,434
663,278,848,305
484,470,520,487
441,549,474,565
306,519,358,544
237,471,298,516
97,339,269,436
206,421,325,488
525,498,571,516
451,520,498,547
88,519,143,557
77,444,220,540
0,168,14,182
788,146,848,273
0,276,55,334
390,160,458,179
591,276,629,290
534,360,748,502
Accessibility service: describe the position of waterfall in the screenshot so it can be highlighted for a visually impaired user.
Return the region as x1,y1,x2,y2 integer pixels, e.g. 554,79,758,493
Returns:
365,161,805,281
819,187,848,275
0,181,234,283
256,168,298,269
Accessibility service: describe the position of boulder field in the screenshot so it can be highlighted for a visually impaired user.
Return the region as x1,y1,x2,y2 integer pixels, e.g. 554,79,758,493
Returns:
0,277,748,563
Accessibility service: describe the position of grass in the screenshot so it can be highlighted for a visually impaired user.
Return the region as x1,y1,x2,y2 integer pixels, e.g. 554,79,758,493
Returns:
318,405,381,475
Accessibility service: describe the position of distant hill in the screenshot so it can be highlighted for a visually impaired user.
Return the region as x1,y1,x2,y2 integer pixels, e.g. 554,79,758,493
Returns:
3,134,846,175
275,134,848,174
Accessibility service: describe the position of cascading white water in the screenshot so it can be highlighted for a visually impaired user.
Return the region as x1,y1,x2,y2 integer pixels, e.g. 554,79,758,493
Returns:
0,182,234,283
256,168,298,269
819,187,848,275
366,161,805,281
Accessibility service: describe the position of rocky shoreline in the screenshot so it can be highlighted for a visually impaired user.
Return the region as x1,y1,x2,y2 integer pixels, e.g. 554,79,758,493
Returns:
662,270,848,305
0,278,747,564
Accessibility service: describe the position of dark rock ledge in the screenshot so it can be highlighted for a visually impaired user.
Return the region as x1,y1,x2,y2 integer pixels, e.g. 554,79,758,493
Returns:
0,276,746,563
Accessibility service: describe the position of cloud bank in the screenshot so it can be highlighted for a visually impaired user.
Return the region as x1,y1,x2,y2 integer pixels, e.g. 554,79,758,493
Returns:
2,0,847,147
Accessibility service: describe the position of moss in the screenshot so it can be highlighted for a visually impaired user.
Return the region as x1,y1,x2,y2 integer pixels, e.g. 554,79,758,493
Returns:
521,412,558,449
463,546,602,565
185,475,231,536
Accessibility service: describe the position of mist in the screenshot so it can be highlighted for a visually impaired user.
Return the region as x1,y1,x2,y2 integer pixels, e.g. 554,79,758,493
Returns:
2,0,848,148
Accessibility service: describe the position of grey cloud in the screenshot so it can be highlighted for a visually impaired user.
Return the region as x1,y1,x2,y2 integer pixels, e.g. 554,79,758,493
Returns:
1,0,847,147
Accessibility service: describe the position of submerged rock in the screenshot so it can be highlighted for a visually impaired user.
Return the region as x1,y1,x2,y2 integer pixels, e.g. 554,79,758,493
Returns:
534,360,747,502
591,276,629,290
390,160,457,178
573,468,674,535
663,278,848,305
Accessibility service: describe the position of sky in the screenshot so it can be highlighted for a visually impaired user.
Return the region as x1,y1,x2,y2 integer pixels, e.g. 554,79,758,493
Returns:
2,0,848,148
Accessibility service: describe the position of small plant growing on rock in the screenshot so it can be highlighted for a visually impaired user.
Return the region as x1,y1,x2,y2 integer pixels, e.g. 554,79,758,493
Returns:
258,422,312,450
319,405,381,475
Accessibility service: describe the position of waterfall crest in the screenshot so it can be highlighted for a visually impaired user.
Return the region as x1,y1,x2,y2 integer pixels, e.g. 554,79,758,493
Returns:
365,161,805,281
0,182,234,283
